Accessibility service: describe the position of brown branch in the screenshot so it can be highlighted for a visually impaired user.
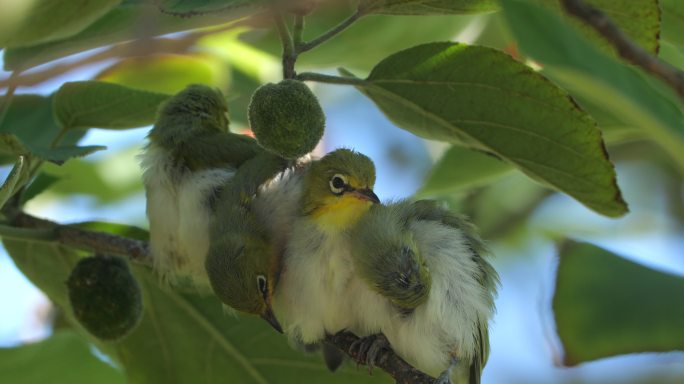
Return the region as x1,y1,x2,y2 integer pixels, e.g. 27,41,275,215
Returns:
560,0,684,101
2,208,435,383
4,209,150,264
326,332,435,384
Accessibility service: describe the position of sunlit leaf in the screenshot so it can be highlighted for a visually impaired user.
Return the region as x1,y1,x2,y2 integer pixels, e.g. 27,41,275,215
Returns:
358,0,498,15
97,54,229,95
54,81,170,130
0,331,125,384
0,0,119,49
554,241,684,365
3,2,257,71
344,42,627,217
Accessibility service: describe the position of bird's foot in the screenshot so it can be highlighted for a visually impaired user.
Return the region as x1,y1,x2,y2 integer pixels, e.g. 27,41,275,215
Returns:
433,371,452,384
434,357,458,384
349,333,390,375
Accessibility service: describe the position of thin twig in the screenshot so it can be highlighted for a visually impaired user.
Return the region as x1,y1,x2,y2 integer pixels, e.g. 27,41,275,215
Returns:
325,332,435,384
293,14,305,48
4,209,150,264
2,207,436,383
270,8,297,79
560,0,684,101
297,10,364,53
296,72,365,86
0,71,20,128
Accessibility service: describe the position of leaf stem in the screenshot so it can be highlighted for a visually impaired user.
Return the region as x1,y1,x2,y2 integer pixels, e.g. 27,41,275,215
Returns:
293,14,305,47
296,72,365,86
297,10,364,53
0,71,20,129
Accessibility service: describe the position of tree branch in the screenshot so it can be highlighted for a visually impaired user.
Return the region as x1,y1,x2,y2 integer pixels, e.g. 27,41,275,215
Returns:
560,0,684,102
297,10,364,53
326,332,435,384
1,208,435,383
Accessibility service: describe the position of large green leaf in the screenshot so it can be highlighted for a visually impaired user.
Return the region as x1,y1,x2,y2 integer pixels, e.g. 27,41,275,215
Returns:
158,0,255,14
0,95,104,164
501,0,684,172
3,2,257,71
358,0,498,15
554,241,684,365
96,54,229,95
2,224,391,384
0,0,119,49
53,81,170,130
344,42,627,217
0,331,125,384
417,146,513,197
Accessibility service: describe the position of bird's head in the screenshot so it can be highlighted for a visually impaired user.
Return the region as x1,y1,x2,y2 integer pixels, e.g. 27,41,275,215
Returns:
205,231,283,333
301,149,379,231
150,85,230,145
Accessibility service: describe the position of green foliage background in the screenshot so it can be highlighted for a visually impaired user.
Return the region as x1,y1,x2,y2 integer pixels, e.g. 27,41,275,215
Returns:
0,0,683,383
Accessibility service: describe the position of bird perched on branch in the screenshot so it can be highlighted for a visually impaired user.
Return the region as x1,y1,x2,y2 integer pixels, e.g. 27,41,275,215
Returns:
349,200,499,384
204,146,498,382
140,85,287,290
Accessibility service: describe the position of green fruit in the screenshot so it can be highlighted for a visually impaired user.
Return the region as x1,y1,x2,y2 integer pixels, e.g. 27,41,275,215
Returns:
67,255,142,341
248,79,325,159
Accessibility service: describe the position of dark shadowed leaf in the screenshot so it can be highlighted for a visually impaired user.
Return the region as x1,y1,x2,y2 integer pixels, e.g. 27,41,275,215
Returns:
344,42,627,217
0,331,125,384
54,81,170,130
418,146,513,197
20,172,61,204
554,241,684,365
2,223,392,384
0,0,119,49
358,0,498,15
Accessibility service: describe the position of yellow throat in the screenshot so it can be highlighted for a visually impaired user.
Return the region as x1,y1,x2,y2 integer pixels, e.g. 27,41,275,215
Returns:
311,195,373,232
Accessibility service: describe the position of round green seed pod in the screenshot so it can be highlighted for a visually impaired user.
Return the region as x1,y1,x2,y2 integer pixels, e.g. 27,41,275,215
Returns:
67,255,142,341
248,79,325,159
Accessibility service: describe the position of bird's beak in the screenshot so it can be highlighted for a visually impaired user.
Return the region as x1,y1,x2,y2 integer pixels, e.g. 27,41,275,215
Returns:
261,305,284,333
351,188,380,204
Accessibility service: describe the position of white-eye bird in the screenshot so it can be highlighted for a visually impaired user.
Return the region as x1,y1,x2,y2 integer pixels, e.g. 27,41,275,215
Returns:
141,84,287,289
349,200,499,384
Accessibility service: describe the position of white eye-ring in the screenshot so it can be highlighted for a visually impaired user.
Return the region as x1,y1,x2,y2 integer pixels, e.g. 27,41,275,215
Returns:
256,275,267,294
329,174,347,195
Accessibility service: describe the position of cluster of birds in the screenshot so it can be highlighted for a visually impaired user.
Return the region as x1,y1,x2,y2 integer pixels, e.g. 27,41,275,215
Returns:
140,85,499,384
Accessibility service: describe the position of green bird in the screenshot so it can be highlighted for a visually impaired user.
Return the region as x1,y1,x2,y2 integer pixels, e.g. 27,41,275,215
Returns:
204,147,498,382
141,84,287,290
348,200,499,384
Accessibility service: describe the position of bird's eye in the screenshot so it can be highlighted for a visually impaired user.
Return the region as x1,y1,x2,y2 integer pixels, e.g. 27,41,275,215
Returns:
256,275,267,294
329,174,347,195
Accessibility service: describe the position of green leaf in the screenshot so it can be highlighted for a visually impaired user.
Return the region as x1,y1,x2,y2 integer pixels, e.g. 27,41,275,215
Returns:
0,0,119,49
662,0,684,48
500,0,684,172
3,224,392,384
3,2,257,71
53,81,170,130
0,94,88,164
0,156,28,208
554,241,684,365
0,331,125,384
96,54,229,95
20,172,61,204
536,0,661,54
358,0,499,15
0,133,103,165
345,42,627,217
158,0,254,14
417,146,513,197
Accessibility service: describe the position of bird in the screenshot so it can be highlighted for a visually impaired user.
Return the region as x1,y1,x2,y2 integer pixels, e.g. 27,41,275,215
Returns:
348,199,499,384
140,84,287,290
205,147,498,383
